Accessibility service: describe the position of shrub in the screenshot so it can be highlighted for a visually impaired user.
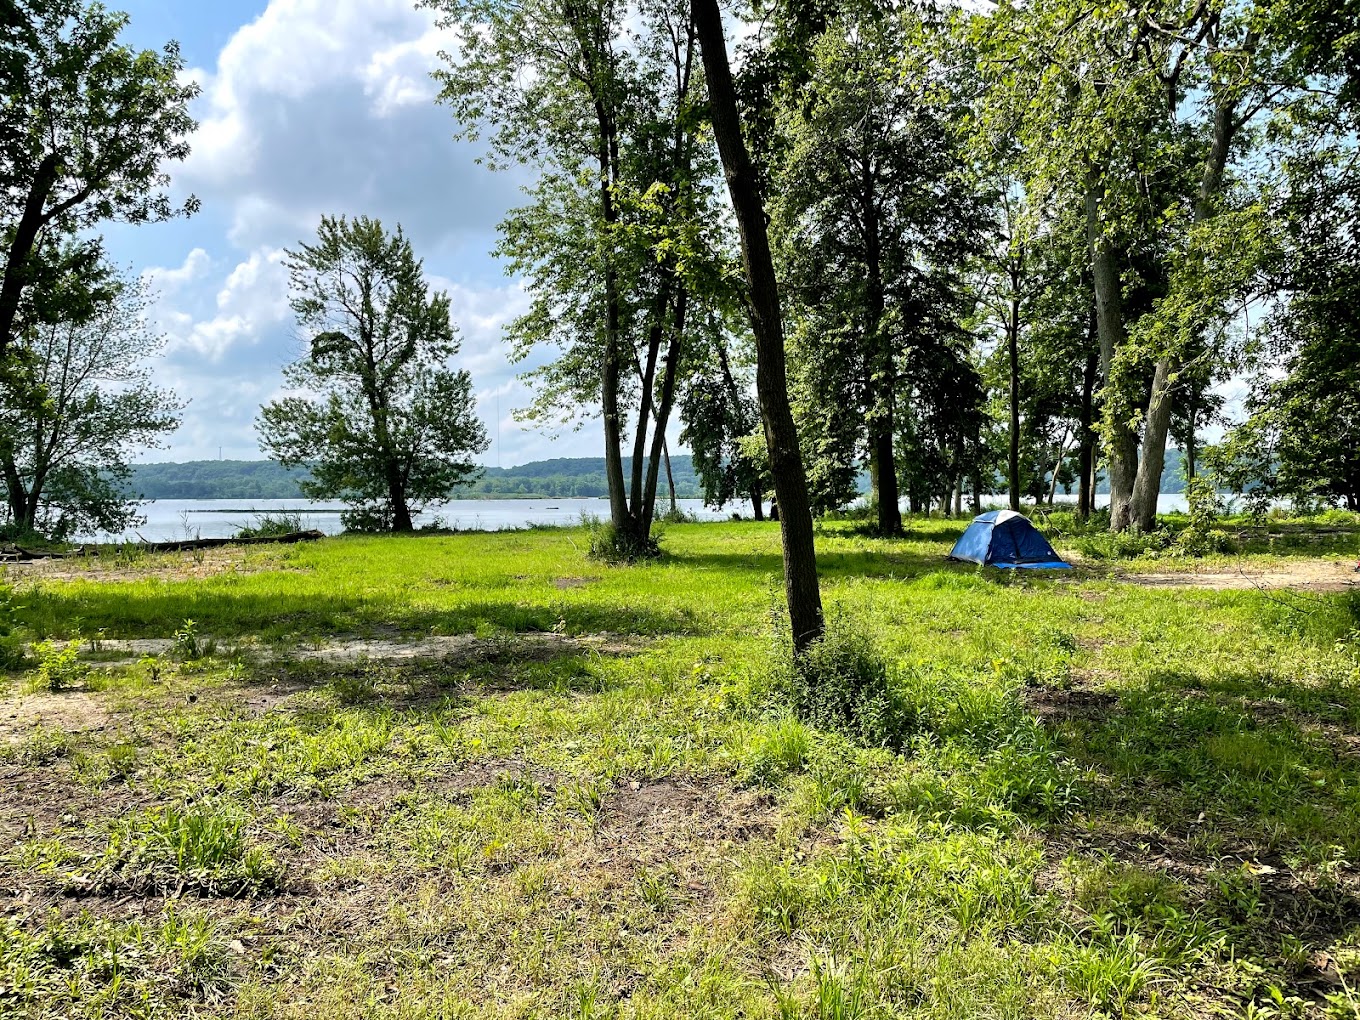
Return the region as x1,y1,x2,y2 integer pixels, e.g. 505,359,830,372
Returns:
29,639,87,692
783,619,913,748
1175,476,1235,556
0,586,28,670
1074,528,1175,560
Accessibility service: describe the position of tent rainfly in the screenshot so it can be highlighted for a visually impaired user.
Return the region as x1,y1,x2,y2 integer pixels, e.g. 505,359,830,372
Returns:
948,510,1072,569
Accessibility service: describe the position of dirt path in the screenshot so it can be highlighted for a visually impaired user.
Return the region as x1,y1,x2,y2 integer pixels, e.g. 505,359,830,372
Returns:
79,631,642,664
1116,557,1359,591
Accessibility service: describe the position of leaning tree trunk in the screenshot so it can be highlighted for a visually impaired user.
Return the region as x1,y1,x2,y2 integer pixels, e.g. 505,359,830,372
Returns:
1086,168,1138,531
1130,97,1239,532
0,155,60,362
661,440,678,517
642,288,685,534
1007,262,1022,513
694,0,823,651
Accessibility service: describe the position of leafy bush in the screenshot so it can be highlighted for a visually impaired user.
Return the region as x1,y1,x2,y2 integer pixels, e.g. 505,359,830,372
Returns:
783,619,913,748
0,586,28,670
233,511,302,539
28,640,87,692
1174,476,1235,556
172,619,214,660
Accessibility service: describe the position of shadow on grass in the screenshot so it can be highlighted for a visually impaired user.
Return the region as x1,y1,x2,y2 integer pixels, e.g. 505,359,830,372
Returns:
19,589,704,642
1023,662,1360,956
267,646,636,705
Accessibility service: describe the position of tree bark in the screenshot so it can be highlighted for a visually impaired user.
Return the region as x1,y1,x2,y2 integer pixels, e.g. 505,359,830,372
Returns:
1129,96,1238,531
2,453,32,534
597,127,631,536
1185,399,1197,481
642,288,685,533
0,154,60,360
694,0,823,651
1078,338,1098,519
1086,168,1138,531
861,160,901,537
1048,426,1069,504
662,440,678,516
1007,259,1022,513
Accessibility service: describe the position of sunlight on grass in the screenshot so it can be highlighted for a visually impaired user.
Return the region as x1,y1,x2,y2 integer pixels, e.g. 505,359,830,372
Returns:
1,519,1358,1017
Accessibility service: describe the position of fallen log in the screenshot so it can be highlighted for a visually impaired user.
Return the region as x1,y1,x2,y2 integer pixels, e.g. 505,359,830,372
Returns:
134,530,327,553
0,530,326,561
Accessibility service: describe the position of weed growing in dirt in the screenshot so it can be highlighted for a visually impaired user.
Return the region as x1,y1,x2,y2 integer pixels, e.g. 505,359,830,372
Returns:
27,639,87,691
95,802,280,894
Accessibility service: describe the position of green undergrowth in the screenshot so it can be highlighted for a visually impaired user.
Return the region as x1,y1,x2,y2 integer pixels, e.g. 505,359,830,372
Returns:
1,519,1359,1017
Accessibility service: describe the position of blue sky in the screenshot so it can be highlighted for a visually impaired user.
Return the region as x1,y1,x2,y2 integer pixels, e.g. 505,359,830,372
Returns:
100,0,588,466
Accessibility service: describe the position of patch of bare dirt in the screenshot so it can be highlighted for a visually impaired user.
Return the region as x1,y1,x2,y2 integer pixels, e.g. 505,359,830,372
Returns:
594,778,777,892
273,759,560,856
301,631,636,664
0,763,148,853
76,631,645,667
552,576,598,590
1025,686,1119,722
0,691,117,745
4,546,296,584
1118,559,1359,592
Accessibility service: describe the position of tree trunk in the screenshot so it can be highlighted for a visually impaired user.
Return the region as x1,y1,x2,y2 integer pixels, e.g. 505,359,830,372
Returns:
594,116,631,537
867,443,880,510
662,440,678,516
1078,342,1098,519
1186,402,1197,481
642,288,685,534
0,154,60,361
631,279,672,521
1048,427,1069,504
862,162,901,538
1,454,32,534
971,465,982,514
1086,168,1138,531
1007,262,1022,513
751,489,765,521
695,0,823,651
1129,97,1238,532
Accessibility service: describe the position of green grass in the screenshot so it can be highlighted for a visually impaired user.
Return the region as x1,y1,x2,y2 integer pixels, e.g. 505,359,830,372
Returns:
1,518,1359,1017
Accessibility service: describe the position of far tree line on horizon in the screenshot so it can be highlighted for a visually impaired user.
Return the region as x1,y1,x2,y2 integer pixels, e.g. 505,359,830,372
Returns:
1,0,1359,648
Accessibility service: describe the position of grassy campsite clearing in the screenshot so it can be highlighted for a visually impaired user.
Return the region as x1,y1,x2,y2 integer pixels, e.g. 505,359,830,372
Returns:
1,516,1359,1018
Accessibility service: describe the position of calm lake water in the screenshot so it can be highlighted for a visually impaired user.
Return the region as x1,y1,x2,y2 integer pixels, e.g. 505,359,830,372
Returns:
85,497,751,543
83,492,1192,543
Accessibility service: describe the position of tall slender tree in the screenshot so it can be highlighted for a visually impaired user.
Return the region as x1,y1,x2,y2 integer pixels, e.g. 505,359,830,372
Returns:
693,0,823,650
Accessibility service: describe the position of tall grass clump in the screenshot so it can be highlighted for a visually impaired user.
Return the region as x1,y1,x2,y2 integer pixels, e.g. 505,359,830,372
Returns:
581,513,661,563
0,585,28,670
781,615,913,748
97,802,280,894
233,511,303,539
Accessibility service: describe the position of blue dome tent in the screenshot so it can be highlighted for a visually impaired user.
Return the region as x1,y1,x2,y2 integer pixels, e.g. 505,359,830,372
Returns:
948,510,1071,569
